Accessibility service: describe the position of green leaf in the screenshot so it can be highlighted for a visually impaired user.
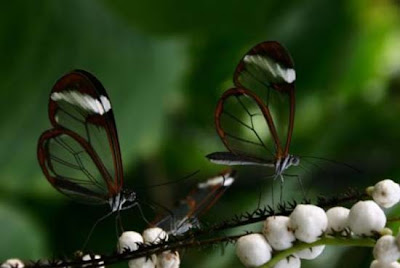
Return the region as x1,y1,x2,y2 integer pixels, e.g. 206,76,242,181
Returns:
0,203,47,260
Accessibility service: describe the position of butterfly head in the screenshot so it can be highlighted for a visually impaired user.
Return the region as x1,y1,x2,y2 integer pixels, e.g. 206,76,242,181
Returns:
110,189,137,212
289,155,300,167
122,188,137,203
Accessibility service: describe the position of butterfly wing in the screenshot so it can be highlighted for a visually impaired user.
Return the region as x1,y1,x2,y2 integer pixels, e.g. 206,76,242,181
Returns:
234,41,296,156
207,87,278,166
153,171,235,235
37,70,123,204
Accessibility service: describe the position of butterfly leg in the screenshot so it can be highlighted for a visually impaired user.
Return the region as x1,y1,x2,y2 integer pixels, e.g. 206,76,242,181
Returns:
283,173,307,201
114,202,141,235
279,174,284,204
143,200,176,239
271,177,275,208
257,181,270,209
115,211,124,237
257,189,263,209
295,174,306,200
114,202,154,234
136,203,150,225
139,198,176,231
82,210,114,250
115,201,139,236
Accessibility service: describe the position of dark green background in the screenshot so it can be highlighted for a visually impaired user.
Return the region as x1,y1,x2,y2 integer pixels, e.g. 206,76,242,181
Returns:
1,1,399,267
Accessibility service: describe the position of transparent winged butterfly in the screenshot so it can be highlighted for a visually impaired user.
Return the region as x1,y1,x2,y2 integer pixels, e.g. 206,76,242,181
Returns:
37,70,138,219
206,41,300,181
151,170,235,235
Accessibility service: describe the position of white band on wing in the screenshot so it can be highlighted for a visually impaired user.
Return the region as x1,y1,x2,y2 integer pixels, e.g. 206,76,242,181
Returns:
244,54,296,83
197,175,235,189
51,91,112,115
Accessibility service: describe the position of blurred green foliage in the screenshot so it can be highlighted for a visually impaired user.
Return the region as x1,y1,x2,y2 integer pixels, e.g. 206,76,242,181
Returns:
0,0,399,267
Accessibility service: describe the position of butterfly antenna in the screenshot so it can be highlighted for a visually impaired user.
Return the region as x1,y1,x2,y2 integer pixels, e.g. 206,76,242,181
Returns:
299,155,362,173
298,159,318,173
136,170,200,190
299,158,328,183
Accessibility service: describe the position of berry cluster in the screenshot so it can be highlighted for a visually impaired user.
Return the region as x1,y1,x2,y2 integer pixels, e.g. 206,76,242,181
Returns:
235,179,400,268
118,228,179,268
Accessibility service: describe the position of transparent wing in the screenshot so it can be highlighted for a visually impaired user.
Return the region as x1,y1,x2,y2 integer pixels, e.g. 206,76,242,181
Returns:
38,129,112,204
207,88,278,166
153,171,235,235
38,70,123,202
234,41,296,156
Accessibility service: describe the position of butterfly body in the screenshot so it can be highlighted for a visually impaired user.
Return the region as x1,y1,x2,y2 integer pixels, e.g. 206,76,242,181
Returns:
275,154,300,177
152,171,235,236
108,189,137,213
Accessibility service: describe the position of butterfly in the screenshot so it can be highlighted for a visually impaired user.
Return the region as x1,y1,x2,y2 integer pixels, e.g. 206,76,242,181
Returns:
37,70,139,227
206,41,300,182
152,170,235,236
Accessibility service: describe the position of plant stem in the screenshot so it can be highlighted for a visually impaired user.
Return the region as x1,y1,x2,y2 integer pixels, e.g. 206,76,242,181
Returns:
261,236,376,267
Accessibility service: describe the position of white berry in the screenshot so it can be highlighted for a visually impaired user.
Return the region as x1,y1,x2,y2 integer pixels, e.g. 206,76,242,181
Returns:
143,227,168,244
395,232,400,249
373,235,400,263
326,207,350,234
156,251,180,268
370,260,400,268
118,231,155,268
263,216,295,250
118,231,143,253
236,234,272,267
128,258,155,268
289,204,328,243
1,259,24,268
372,180,400,208
295,245,325,260
348,201,386,236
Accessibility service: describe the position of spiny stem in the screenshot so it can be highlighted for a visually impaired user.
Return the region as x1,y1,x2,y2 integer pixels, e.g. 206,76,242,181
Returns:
195,188,365,237
25,233,247,268
23,189,368,268
260,236,376,268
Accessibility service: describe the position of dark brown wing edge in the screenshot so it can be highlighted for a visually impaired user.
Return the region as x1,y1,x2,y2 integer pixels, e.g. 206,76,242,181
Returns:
215,87,284,158
284,88,295,155
48,70,124,193
149,170,236,231
37,127,119,200
234,41,295,85
233,42,296,156
185,170,236,219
